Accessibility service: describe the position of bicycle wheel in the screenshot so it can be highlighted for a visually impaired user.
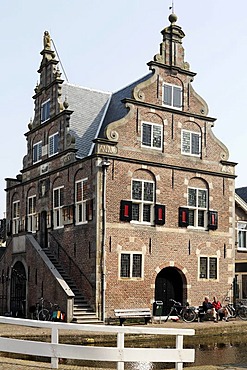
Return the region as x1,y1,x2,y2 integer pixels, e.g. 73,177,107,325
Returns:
182,308,197,323
238,307,247,320
38,308,50,321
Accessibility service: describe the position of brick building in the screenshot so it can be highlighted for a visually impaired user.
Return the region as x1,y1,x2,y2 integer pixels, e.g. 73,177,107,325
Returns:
235,187,247,301
1,12,236,322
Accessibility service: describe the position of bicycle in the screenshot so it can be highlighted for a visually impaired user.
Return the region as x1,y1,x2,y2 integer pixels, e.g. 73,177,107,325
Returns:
165,299,197,323
224,299,247,320
31,298,65,321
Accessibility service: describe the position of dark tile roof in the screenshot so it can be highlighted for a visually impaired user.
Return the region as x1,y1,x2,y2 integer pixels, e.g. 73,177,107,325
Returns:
62,83,111,158
100,73,153,134
236,187,247,203
62,73,153,158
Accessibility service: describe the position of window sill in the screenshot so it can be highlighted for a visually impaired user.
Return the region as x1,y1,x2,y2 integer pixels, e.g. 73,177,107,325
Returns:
237,248,247,252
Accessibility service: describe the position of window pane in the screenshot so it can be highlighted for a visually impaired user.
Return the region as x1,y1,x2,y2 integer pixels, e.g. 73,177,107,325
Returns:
143,204,151,222
198,190,207,208
152,125,162,148
144,182,154,202
188,209,194,226
209,257,217,279
54,189,59,208
182,131,190,153
76,182,82,202
200,257,207,278
121,254,130,278
173,86,181,108
132,204,139,221
132,181,142,200
142,123,151,146
164,84,172,105
198,210,205,227
188,188,197,207
191,133,200,155
132,255,142,277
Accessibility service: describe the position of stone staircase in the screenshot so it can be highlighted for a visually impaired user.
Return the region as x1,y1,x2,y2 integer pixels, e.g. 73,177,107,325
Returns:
43,248,101,324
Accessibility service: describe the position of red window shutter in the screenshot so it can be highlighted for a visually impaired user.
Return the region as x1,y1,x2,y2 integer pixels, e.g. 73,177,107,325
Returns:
154,204,165,225
179,207,189,227
208,211,218,230
120,200,132,222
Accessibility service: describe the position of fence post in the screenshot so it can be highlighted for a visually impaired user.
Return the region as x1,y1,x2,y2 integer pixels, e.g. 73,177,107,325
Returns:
117,331,125,370
176,334,183,370
51,326,59,369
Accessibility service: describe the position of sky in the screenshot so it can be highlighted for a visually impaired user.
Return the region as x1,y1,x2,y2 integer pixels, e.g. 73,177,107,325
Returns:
0,0,246,217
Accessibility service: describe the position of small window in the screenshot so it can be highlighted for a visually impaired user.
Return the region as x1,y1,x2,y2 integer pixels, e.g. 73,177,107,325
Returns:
12,200,20,234
132,179,154,224
41,99,50,123
142,122,162,149
33,141,42,164
53,186,64,229
181,130,201,156
187,187,207,228
199,256,217,279
27,196,37,233
163,83,182,109
238,222,247,250
75,179,88,224
49,133,59,157
120,253,143,278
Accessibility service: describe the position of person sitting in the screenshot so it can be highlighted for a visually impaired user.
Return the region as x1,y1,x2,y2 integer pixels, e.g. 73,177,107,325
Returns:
212,296,229,322
202,296,217,322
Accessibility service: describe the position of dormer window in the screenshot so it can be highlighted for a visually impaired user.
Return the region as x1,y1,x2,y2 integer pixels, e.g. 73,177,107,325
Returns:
49,132,59,157
163,83,182,109
41,99,50,123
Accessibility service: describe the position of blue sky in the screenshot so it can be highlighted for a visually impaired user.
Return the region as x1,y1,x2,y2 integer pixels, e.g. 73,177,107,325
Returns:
0,0,246,217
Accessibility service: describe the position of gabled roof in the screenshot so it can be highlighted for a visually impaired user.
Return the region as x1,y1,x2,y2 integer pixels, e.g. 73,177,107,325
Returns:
62,73,152,158
236,187,247,204
62,83,111,158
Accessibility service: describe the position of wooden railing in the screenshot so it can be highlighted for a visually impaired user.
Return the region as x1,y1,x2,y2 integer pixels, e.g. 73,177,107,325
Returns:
0,316,195,370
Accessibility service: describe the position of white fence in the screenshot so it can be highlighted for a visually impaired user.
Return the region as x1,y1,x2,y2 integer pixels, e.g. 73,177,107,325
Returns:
0,316,195,370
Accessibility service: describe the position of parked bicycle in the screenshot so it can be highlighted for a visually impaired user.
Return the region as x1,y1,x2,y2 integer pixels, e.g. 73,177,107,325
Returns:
30,297,65,321
224,299,247,320
165,299,197,323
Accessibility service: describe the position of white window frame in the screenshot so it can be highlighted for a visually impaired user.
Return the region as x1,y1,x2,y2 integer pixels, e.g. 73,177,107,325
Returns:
181,129,201,157
187,187,207,229
49,132,59,157
237,222,247,251
119,252,144,279
53,186,64,229
27,195,37,233
163,83,182,109
41,99,50,123
33,141,42,164
131,179,154,225
141,121,163,150
75,178,88,225
199,256,218,280
12,200,20,234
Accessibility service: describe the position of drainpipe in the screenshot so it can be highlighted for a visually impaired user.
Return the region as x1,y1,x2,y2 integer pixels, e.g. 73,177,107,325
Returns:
101,158,111,323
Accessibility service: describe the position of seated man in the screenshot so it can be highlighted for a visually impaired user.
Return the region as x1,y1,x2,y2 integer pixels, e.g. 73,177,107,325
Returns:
202,296,217,322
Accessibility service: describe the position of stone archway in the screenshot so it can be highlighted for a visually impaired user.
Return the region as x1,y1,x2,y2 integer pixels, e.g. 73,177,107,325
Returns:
155,266,187,315
10,261,27,317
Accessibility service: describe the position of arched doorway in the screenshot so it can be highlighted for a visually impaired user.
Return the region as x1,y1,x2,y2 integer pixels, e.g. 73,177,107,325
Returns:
10,261,27,317
155,267,186,315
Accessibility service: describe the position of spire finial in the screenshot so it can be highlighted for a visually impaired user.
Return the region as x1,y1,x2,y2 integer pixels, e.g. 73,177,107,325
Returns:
169,1,175,13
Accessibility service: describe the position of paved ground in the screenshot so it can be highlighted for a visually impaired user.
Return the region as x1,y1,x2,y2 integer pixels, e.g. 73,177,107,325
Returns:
0,320,247,369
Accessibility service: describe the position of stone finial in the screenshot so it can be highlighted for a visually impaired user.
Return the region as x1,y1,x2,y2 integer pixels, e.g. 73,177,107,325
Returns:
28,118,33,130
63,97,69,109
169,13,178,24
43,31,51,50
